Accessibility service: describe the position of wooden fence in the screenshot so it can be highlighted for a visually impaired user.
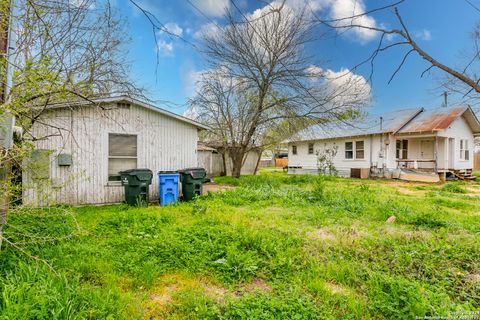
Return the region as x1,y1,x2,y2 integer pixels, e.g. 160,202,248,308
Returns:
475,152,480,171
275,158,288,168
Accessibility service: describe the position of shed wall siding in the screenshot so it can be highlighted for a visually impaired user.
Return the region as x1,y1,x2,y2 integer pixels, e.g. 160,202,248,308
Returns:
24,104,198,205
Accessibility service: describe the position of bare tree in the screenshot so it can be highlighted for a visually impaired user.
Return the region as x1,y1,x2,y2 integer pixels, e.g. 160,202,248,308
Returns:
189,2,370,177
312,1,480,105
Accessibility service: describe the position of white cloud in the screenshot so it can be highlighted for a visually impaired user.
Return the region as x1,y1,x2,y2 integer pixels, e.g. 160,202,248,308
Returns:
329,0,378,43
250,0,377,43
307,65,371,104
157,40,174,56
306,65,324,78
193,22,220,39
163,22,183,37
190,0,230,17
155,22,184,56
414,29,432,41
184,68,204,96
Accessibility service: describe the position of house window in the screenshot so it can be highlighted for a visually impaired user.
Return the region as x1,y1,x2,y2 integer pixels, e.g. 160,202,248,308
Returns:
460,139,469,160
355,141,364,159
308,143,314,154
345,142,353,159
396,139,408,159
345,141,365,160
292,145,297,155
108,134,137,181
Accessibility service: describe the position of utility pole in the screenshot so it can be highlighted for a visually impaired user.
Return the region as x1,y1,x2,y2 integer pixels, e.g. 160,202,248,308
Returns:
443,92,448,108
0,0,13,250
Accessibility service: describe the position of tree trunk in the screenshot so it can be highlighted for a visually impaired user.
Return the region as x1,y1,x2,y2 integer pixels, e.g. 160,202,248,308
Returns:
253,149,262,175
230,150,245,178
220,152,227,176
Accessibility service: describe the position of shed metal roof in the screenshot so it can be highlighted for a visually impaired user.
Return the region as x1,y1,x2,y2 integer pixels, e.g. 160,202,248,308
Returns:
44,95,210,130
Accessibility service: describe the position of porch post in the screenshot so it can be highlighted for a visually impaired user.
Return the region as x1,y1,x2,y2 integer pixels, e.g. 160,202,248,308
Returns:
444,138,449,171
434,136,438,173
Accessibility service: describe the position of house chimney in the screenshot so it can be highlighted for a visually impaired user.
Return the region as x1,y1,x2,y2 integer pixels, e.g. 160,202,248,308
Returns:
443,91,448,108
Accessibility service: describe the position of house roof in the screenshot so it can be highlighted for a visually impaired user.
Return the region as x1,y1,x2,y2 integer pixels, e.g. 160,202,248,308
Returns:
287,108,422,142
44,95,210,130
197,142,217,152
396,106,480,134
288,106,480,143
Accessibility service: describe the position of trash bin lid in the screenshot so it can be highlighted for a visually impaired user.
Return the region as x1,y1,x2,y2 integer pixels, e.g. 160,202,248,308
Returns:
158,170,178,174
178,167,206,179
120,169,153,181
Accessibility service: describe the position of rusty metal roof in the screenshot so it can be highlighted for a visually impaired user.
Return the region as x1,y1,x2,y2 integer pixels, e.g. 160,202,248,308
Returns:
288,108,422,142
288,106,480,142
396,106,472,134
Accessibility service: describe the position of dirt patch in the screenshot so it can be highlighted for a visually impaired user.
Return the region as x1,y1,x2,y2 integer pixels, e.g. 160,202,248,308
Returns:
396,187,428,195
324,281,351,296
144,274,231,317
382,226,432,240
149,283,177,306
464,187,480,197
307,228,336,241
466,272,480,283
235,278,272,296
203,183,235,194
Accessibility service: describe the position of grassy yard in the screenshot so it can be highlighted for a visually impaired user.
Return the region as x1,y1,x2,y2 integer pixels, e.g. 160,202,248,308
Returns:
1,172,479,319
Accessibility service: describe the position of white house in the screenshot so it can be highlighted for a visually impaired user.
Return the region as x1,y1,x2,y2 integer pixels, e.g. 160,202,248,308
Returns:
23,96,209,206
287,106,480,180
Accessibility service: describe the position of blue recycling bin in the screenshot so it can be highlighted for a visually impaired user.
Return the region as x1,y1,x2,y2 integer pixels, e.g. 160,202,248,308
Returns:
158,172,179,206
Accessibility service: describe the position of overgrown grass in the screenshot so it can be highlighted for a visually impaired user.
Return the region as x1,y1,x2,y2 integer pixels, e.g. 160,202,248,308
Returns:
1,172,480,319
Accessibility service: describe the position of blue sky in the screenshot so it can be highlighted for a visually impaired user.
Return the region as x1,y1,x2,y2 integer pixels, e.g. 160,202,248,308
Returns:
115,0,480,116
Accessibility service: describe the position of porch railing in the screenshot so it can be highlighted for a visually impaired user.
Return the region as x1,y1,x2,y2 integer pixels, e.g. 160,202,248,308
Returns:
396,159,436,171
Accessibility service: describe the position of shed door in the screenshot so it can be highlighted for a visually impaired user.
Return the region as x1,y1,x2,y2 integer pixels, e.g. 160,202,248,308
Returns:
420,140,434,159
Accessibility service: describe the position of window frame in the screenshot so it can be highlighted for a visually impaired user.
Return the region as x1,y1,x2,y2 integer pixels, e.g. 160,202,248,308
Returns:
292,145,297,155
345,141,353,159
396,139,408,160
308,143,314,155
108,133,138,182
344,140,365,160
460,139,470,161
355,141,365,160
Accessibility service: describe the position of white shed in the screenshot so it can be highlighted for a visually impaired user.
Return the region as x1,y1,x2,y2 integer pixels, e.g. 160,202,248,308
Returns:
23,96,208,206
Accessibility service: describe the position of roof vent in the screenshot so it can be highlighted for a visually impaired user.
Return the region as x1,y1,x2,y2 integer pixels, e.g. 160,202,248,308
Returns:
116,102,131,109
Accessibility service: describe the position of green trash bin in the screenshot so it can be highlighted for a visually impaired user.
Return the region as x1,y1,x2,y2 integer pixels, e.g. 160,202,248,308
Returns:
120,169,153,206
178,168,206,201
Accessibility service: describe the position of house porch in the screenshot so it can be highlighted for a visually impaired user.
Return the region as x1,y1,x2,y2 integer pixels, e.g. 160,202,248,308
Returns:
394,136,457,173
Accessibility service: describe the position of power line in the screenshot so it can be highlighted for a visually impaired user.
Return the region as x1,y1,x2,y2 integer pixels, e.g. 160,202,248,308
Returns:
464,0,480,14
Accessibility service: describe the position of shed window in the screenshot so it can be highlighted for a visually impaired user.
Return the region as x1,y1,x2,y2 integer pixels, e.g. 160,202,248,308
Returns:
292,145,297,155
308,143,314,154
345,142,353,159
108,134,137,181
460,139,469,160
355,141,364,159
396,140,408,159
